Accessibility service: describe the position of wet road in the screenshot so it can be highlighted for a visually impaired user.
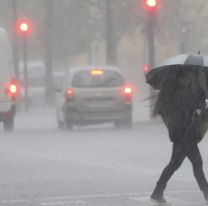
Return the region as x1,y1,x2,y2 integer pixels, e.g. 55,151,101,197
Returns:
0,108,208,206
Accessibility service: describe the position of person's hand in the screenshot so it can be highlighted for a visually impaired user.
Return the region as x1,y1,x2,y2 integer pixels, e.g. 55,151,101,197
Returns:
205,99,208,109
196,109,202,115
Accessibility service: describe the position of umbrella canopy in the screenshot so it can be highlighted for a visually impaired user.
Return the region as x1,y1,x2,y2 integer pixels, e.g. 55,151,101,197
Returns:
146,54,208,90
146,54,208,140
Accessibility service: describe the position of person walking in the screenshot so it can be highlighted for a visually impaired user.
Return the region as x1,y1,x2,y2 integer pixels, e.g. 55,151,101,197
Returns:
150,70,208,204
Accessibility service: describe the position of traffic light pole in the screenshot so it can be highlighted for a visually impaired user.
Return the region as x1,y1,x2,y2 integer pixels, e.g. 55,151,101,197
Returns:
146,13,156,117
11,0,20,81
22,36,29,112
147,14,155,70
105,0,116,65
16,18,32,112
142,0,160,117
44,0,54,104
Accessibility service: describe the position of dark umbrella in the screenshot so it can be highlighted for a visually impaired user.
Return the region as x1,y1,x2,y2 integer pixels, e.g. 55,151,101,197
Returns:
146,53,208,139
146,54,208,90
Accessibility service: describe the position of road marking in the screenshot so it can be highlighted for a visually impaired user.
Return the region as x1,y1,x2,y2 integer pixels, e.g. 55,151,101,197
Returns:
128,190,205,206
128,196,204,205
0,189,200,205
0,148,194,183
40,200,85,206
0,148,158,176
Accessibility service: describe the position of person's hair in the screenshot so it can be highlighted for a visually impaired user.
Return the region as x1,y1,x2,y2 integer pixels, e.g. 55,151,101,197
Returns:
152,68,204,117
153,75,178,117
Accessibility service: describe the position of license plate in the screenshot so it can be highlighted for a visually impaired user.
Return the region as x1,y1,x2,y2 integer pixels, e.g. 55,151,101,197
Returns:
88,99,113,107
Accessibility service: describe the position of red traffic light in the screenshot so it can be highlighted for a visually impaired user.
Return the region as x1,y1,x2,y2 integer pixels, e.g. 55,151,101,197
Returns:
147,0,157,7
143,0,160,13
16,19,33,36
144,64,151,73
20,23,29,32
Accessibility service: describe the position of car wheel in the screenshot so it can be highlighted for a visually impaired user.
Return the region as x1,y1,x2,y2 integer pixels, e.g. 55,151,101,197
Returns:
64,109,75,130
125,117,133,129
57,118,64,130
65,121,74,130
3,117,14,132
114,117,132,130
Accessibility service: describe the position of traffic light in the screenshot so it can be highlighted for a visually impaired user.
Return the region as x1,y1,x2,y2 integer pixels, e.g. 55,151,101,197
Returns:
19,22,29,32
16,19,33,36
142,0,160,13
15,18,33,111
144,64,151,73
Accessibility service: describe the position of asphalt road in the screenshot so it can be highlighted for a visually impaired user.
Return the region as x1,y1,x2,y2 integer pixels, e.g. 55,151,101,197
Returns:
0,108,208,206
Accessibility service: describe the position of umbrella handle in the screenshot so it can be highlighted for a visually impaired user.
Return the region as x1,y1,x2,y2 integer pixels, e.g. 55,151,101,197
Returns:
142,94,159,101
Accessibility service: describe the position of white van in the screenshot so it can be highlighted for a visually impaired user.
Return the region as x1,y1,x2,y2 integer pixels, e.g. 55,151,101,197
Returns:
0,27,19,131
19,61,45,107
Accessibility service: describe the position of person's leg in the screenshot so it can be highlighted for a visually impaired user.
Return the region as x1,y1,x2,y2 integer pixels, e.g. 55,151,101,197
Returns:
186,143,208,201
151,142,186,202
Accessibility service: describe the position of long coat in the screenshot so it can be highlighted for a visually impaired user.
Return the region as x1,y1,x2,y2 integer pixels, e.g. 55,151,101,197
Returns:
155,83,206,143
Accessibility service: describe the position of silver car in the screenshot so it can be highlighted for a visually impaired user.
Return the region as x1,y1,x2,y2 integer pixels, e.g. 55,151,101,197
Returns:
55,66,133,129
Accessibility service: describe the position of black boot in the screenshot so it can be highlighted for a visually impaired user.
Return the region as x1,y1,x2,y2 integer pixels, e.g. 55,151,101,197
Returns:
151,192,167,205
151,183,167,205
203,190,208,204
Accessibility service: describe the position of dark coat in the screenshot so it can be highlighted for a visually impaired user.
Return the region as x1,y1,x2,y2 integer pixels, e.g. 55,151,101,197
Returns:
155,82,206,143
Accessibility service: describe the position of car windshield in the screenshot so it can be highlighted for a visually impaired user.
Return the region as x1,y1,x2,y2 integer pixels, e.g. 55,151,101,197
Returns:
72,70,124,88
